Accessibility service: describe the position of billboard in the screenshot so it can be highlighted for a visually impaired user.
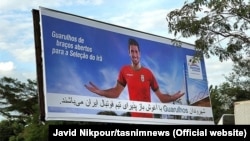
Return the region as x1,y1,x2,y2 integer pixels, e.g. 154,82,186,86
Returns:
35,7,214,124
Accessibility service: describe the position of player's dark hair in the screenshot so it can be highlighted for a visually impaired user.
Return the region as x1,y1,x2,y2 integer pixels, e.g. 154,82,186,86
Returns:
128,38,140,51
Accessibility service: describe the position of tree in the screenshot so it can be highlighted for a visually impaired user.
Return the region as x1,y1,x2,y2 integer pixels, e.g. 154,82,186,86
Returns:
0,77,50,140
0,77,38,121
0,119,30,141
166,0,250,123
225,59,250,92
166,0,250,64
209,77,249,124
210,83,236,124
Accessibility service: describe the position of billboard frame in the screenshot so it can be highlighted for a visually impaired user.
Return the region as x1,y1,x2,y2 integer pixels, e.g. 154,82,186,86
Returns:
32,7,214,125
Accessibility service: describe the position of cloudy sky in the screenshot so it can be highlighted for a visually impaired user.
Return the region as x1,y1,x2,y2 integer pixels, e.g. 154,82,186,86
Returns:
0,1,233,88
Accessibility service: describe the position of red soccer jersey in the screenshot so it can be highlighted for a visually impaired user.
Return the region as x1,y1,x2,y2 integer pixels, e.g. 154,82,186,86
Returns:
117,65,159,118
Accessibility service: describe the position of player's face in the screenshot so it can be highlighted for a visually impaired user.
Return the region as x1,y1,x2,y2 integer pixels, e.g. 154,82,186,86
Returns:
129,45,140,65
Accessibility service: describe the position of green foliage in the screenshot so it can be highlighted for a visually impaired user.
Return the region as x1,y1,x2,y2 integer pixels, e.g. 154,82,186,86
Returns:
0,120,25,141
167,0,250,124
21,122,48,141
210,83,233,124
166,0,250,64
0,77,38,120
225,59,250,92
0,77,46,141
210,81,249,124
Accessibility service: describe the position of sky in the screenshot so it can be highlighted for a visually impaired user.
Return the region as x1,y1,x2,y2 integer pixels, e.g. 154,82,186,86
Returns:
0,0,233,120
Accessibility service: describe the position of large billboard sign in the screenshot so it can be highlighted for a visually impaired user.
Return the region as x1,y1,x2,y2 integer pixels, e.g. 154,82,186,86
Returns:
35,7,214,124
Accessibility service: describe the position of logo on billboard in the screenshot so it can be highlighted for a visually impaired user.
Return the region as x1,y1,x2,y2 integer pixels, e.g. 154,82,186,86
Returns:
186,55,203,80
